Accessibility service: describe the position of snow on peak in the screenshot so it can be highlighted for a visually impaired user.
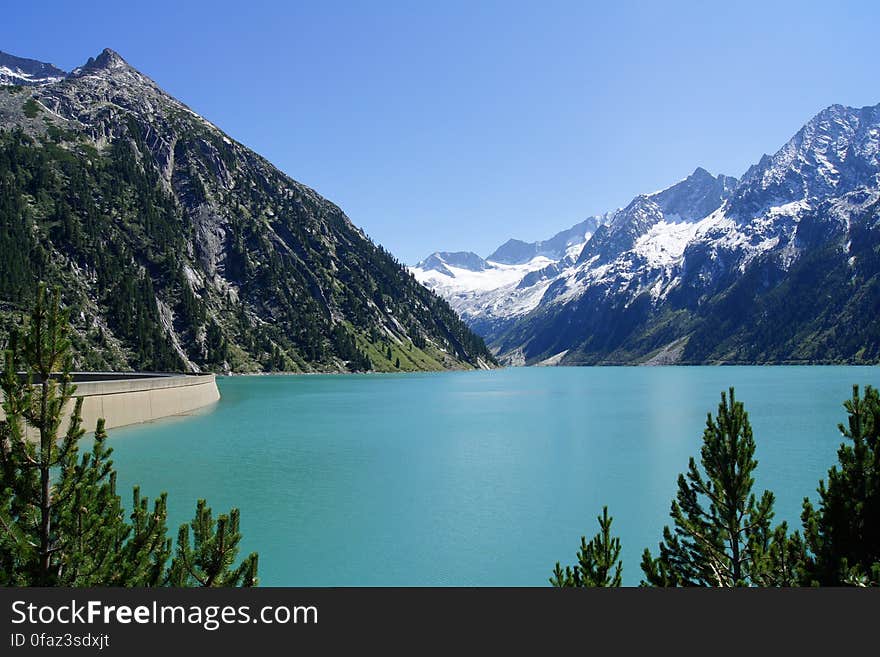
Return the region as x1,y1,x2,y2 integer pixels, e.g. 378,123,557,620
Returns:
412,254,552,292
488,214,611,265
0,50,67,86
646,166,738,223
412,101,880,353
416,251,489,274
410,253,559,322
728,101,880,219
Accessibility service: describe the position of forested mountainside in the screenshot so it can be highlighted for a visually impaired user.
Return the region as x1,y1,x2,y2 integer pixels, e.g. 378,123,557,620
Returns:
0,48,495,373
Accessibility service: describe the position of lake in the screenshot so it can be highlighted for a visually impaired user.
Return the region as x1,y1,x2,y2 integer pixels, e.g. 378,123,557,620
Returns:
107,366,878,586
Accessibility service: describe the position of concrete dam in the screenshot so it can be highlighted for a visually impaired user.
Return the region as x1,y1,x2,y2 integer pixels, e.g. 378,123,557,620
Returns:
0,372,220,435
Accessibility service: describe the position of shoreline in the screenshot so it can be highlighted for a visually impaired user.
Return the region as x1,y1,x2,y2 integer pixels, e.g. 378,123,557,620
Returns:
218,361,880,377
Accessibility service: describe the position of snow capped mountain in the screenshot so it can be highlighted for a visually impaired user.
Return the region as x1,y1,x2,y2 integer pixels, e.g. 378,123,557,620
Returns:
410,214,616,334
412,251,558,334
648,167,738,222
488,213,613,264
576,167,739,267
412,167,735,339
0,51,67,86
415,101,880,365
417,251,491,275
728,103,880,220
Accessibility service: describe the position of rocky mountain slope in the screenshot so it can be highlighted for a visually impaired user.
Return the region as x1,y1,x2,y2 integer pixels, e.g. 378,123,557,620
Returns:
0,48,496,373
416,103,880,365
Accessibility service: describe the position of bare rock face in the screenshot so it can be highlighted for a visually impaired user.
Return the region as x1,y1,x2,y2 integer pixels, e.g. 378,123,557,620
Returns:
192,204,228,280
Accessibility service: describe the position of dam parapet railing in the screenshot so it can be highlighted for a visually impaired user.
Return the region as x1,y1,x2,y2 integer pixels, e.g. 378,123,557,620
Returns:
0,372,220,436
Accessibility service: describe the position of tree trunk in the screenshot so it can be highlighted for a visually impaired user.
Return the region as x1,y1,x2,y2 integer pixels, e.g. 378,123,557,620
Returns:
38,377,52,584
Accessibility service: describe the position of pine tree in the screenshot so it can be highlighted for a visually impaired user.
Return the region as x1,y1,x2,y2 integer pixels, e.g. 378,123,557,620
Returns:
167,500,258,587
550,506,623,588
550,506,622,587
50,421,173,585
640,388,791,586
0,286,92,583
801,385,880,586
0,285,258,586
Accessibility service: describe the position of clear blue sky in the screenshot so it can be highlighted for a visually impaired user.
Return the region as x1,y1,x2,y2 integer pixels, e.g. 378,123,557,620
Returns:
3,1,879,263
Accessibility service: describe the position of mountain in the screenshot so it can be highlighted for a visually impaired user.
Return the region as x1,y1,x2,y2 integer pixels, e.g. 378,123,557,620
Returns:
0,51,66,86
411,253,559,339
410,213,616,336
417,251,490,275
488,213,612,265
574,167,738,268
0,48,496,373
411,167,735,341
727,104,880,220
416,102,880,366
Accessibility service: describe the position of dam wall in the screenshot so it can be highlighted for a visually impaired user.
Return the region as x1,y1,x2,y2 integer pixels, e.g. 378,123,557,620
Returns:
0,373,220,436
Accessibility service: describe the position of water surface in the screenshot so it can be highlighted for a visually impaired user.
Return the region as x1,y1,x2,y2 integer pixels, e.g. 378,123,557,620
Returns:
108,366,877,585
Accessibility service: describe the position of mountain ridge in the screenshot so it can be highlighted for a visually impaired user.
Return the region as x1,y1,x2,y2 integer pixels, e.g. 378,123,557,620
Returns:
410,167,737,338
0,48,496,373
413,100,880,366
0,50,67,86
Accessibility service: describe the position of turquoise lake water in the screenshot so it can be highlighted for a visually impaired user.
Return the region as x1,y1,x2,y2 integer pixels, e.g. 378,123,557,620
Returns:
106,366,878,586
